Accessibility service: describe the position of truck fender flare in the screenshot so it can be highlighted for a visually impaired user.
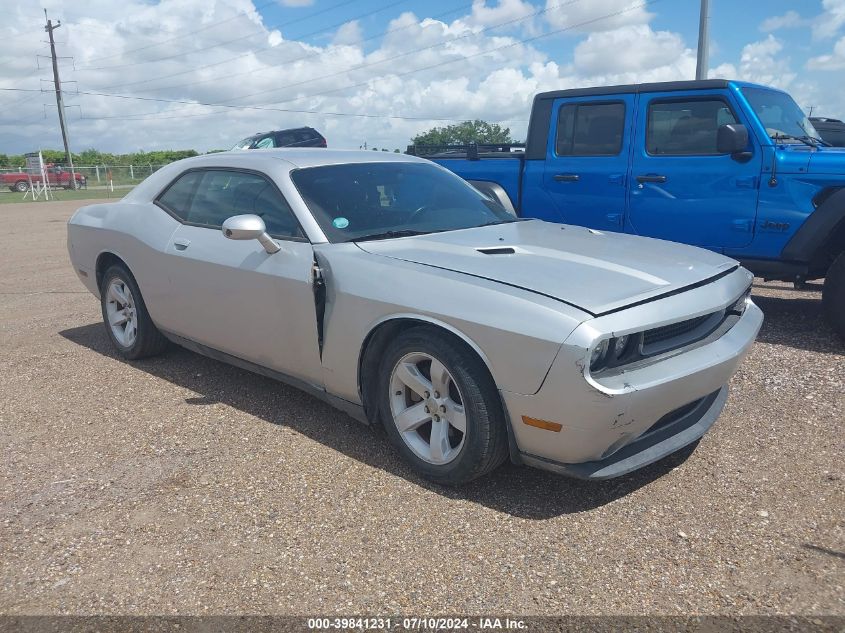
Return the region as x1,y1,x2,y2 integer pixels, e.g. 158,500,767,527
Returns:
467,180,517,217
782,187,845,263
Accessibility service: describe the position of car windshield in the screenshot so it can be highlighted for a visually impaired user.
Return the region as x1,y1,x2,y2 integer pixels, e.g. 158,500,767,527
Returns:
290,162,517,243
231,136,258,150
742,87,820,143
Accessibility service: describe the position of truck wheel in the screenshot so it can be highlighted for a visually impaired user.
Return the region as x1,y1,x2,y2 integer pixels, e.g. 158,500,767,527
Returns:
377,326,508,485
823,251,845,340
14,180,28,193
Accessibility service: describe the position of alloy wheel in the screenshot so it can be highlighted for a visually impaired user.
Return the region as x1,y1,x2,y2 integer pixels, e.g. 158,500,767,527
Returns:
388,351,466,465
105,278,137,347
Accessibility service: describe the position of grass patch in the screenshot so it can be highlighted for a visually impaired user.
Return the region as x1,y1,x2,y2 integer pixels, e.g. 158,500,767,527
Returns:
0,187,133,205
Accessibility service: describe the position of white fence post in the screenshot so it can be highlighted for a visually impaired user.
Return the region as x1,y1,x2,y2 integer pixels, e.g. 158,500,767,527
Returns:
129,164,134,180
95,165,100,183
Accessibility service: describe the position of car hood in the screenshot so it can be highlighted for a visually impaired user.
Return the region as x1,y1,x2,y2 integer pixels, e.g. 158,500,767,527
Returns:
355,220,739,315
807,145,845,174
774,144,845,174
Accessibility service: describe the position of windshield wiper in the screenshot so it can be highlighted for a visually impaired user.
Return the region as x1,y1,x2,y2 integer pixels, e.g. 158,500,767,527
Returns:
801,134,831,147
771,133,817,148
351,229,428,242
478,219,521,227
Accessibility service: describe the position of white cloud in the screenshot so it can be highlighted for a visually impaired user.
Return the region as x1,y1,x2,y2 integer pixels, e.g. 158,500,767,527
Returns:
710,35,796,90
812,0,845,39
278,0,314,6
760,10,805,32
467,0,536,27
807,35,845,69
573,24,687,75
332,20,363,47
545,0,653,33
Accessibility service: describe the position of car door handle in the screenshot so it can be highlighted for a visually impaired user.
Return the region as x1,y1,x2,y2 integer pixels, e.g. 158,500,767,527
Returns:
635,174,667,183
173,238,191,251
553,173,579,182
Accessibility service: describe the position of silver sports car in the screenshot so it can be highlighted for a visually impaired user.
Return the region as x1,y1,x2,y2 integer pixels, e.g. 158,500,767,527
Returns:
67,149,763,485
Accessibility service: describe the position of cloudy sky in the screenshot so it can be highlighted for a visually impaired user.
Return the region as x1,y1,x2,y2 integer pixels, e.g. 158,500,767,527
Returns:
1,0,844,155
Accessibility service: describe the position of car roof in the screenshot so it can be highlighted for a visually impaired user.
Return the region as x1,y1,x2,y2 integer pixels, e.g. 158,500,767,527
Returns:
165,149,425,170
122,149,429,206
249,126,321,136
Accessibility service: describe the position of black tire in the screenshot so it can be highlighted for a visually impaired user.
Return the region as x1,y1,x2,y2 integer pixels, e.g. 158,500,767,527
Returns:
822,251,845,340
377,326,508,485
14,180,28,193
100,263,168,360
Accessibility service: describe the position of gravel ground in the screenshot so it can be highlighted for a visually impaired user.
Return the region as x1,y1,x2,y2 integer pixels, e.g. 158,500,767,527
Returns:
0,200,842,616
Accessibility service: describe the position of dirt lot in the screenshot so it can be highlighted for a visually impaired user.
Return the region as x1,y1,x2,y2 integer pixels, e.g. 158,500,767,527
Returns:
0,200,842,616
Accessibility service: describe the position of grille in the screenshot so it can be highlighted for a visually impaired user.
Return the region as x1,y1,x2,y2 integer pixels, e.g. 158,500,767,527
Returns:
643,313,713,347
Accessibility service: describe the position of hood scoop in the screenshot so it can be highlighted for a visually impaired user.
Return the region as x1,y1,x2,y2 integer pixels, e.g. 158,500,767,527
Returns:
476,246,516,255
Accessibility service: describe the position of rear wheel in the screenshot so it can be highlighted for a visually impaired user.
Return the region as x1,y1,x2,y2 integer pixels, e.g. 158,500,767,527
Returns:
377,327,508,485
13,180,28,193
822,251,845,340
100,264,168,359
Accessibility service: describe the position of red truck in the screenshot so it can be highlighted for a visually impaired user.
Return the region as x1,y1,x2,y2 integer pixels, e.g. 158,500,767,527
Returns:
1,165,86,192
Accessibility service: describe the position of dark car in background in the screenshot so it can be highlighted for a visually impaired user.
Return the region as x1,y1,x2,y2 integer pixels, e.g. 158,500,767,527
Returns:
232,126,327,150
810,117,845,147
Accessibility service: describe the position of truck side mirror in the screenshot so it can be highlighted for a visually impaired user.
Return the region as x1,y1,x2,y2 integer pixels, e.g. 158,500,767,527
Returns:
717,124,751,160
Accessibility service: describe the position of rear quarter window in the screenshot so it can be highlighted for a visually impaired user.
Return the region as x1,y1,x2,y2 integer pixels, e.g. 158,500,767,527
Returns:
156,171,203,219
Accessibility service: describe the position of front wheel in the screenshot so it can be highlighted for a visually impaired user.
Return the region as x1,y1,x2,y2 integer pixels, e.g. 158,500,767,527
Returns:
13,180,28,193
377,327,508,485
822,251,845,340
100,264,168,359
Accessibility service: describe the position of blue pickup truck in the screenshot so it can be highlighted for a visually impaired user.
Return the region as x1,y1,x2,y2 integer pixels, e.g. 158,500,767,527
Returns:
412,79,845,338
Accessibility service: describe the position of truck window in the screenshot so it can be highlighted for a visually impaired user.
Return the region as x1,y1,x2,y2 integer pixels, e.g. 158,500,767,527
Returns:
555,102,625,156
646,99,738,155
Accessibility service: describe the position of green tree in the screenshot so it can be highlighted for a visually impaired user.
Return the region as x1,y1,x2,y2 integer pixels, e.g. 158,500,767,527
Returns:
411,120,515,146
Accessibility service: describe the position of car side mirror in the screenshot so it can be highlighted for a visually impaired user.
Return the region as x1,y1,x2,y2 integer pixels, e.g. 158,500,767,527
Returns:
221,214,280,254
717,124,751,160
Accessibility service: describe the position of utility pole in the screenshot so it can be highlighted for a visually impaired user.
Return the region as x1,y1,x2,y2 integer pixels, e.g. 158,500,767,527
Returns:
44,10,76,189
695,0,710,80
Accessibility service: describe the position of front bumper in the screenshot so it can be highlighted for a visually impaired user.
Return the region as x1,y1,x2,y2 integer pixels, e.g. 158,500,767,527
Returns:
501,268,763,478
520,387,727,479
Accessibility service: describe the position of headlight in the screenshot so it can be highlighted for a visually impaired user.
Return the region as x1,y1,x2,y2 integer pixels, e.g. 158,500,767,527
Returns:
590,339,610,371
590,333,641,372
613,334,630,359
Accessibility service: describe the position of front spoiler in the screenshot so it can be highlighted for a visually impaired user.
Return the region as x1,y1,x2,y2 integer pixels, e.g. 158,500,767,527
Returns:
518,387,727,480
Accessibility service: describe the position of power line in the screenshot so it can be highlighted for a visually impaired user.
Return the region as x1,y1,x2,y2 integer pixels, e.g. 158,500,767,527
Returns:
224,0,582,107
97,0,474,95
88,0,380,75
71,0,655,124
77,0,358,68
226,0,654,109
9,1,657,128
74,90,516,122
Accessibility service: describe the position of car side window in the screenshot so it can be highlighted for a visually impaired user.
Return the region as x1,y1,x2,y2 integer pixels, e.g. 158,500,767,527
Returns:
646,98,739,155
254,136,275,149
186,170,304,239
555,102,625,156
275,132,296,146
157,171,203,218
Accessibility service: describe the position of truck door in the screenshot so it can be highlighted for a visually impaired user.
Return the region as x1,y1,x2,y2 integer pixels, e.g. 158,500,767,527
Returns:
628,90,761,249
542,94,634,231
